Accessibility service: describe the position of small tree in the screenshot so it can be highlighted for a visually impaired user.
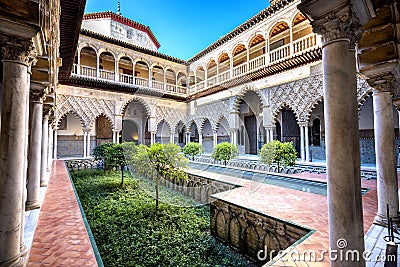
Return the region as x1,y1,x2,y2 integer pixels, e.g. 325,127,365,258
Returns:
132,143,188,211
211,142,238,165
259,140,297,172
92,142,114,171
105,144,126,186
182,142,204,160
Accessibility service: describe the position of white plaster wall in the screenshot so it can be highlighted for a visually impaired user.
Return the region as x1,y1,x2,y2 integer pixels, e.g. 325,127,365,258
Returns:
82,19,112,36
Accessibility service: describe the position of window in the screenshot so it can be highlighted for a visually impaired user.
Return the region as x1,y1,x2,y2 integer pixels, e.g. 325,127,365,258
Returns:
127,29,133,39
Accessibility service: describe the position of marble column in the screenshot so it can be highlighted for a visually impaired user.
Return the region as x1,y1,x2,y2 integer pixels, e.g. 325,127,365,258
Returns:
373,89,399,222
150,132,155,145
48,124,53,169
348,46,364,257
0,38,35,267
112,130,116,143
87,130,91,157
213,131,218,148
53,129,58,159
170,133,174,144
268,128,274,142
198,132,203,146
83,131,87,158
26,92,44,210
185,132,190,144
297,4,364,265
230,130,237,146
40,112,49,187
300,126,305,161
398,110,400,167
305,126,310,162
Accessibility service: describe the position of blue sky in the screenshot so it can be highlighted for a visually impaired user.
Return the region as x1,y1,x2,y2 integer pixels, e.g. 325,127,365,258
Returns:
84,0,271,60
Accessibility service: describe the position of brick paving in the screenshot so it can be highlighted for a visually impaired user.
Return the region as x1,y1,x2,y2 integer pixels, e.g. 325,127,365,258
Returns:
27,160,98,267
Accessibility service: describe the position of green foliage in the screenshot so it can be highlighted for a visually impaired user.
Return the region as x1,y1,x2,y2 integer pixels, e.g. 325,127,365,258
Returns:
92,142,114,169
92,142,137,185
182,142,204,160
211,142,239,165
71,170,254,267
259,140,297,169
104,143,127,185
130,143,188,210
121,142,138,165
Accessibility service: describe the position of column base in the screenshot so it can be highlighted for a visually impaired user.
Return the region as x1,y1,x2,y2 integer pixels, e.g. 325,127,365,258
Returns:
0,254,26,267
20,245,28,257
374,213,400,229
25,201,40,211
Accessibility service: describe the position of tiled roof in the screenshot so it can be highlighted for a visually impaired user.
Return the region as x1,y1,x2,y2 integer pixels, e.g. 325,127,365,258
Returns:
83,11,160,49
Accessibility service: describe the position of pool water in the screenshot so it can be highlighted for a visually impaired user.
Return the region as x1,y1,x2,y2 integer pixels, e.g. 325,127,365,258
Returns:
188,162,369,196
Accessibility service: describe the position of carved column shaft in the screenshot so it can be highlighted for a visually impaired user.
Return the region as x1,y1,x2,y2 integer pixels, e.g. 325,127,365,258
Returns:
310,5,364,265
0,38,36,266
372,86,399,221
40,112,49,187
26,92,44,210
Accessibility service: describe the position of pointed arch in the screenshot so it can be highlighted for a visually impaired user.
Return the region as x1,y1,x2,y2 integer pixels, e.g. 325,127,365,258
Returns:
56,111,86,130
89,113,114,130
120,97,153,117
232,85,266,112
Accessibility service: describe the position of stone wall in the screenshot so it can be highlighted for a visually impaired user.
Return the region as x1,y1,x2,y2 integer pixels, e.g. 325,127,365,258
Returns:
210,198,312,265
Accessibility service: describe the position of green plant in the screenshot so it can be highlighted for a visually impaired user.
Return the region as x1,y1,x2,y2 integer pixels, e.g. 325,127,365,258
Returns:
182,142,204,160
211,142,238,165
259,140,297,171
92,142,114,170
132,143,188,211
105,143,126,186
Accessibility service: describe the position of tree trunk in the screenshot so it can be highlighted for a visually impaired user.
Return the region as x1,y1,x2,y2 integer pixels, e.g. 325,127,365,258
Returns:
121,165,124,186
155,182,159,212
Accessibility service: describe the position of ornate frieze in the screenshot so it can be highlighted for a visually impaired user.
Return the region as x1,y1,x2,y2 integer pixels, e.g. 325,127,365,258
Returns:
0,37,37,66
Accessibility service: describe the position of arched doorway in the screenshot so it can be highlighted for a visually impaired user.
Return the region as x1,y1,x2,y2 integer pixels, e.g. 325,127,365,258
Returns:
276,107,300,155
156,120,171,144
122,100,150,145
216,117,230,144
122,120,139,144
175,121,186,147
237,91,262,155
202,119,214,153
189,121,199,143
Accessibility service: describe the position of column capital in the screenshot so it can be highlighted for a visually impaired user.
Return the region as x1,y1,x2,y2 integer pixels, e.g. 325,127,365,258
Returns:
368,75,395,93
30,90,45,104
312,6,361,47
298,121,310,127
1,36,37,67
298,1,363,47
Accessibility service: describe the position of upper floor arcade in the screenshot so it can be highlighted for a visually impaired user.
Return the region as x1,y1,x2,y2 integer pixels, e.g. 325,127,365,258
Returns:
67,0,321,99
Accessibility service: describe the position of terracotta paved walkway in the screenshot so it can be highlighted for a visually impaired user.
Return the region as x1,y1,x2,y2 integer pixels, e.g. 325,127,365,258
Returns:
27,160,98,267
